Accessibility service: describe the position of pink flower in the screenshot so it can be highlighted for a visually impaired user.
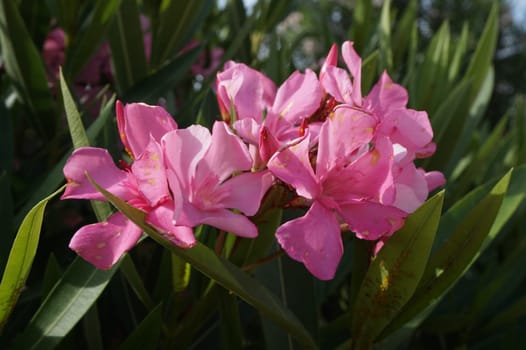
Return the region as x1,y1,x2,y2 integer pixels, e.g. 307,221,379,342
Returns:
215,61,323,164
162,121,274,237
267,114,407,280
62,102,194,269
42,26,113,118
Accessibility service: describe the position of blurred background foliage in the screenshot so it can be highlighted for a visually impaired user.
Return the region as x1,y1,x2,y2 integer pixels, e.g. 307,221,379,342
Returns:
1,0,526,349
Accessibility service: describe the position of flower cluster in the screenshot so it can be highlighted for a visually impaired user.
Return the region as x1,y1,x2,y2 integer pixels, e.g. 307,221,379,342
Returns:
62,41,444,280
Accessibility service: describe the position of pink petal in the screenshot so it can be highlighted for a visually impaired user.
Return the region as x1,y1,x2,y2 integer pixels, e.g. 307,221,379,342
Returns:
190,207,259,238
320,43,338,80
220,170,274,216
146,201,196,248
276,201,343,280
215,62,276,122
341,41,363,105
365,72,408,115
116,101,177,159
69,212,142,269
392,163,429,213
62,147,134,201
271,69,322,124
338,201,407,240
162,125,211,192
382,108,433,152
319,65,353,104
195,121,252,184
131,137,170,207
316,107,376,179
259,126,280,163
233,118,261,145
267,134,320,199
331,137,394,201
425,171,446,192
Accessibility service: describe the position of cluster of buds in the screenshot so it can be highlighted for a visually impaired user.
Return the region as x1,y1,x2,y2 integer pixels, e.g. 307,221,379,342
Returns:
62,41,444,280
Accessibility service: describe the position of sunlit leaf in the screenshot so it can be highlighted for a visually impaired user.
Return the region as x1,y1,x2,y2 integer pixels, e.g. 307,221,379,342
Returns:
0,185,65,333
351,191,444,348
87,175,318,349
382,170,512,337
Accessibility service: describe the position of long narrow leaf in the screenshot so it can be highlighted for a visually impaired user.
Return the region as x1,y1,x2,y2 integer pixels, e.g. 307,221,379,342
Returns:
108,0,148,92
351,191,444,348
0,185,65,333
12,258,120,349
0,0,57,139
382,170,512,337
87,175,318,349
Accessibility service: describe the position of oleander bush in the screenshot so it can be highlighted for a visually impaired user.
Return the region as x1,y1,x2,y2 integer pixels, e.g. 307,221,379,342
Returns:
1,1,526,349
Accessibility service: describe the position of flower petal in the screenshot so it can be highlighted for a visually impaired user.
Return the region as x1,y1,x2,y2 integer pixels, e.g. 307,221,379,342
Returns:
69,212,142,269
425,170,446,192
117,101,177,158
220,170,274,216
268,134,320,199
146,201,196,248
365,72,408,114
215,62,276,122
338,201,406,240
271,69,322,124
132,137,170,207
191,208,259,238
62,147,134,201
276,201,343,280
341,41,363,105
162,125,211,192
195,121,252,184
319,65,353,104
316,107,376,179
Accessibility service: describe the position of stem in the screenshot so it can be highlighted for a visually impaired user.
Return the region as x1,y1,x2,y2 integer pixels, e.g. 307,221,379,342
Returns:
241,249,285,272
215,230,226,256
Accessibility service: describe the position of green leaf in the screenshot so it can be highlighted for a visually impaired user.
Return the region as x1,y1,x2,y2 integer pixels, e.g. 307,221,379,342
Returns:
87,176,318,349
13,258,120,349
0,185,65,333
65,0,122,77
0,0,57,139
171,253,191,293
218,290,243,350
479,295,526,335
377,0,393,72
448,23,469,83
350,0,374,53
453,115,509,196
46,0,81,36
122,45,202,103
60,68,89,149
351,191,444,348
382,170,512,337
392,0,417,68
119,304,163,350
120,255,155,310
464,3,499,103
108,0,148,92
361,50,379,94
412,21,450,111
0,172,14,275
150,0,210,67
60,68,112,221
41,254,62,299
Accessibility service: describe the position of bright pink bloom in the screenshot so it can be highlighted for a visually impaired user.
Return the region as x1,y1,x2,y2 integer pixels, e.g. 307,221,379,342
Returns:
62,102,194,269
215,61,323,163
320,41,437,159
268,114,407,280
163,121,273,238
